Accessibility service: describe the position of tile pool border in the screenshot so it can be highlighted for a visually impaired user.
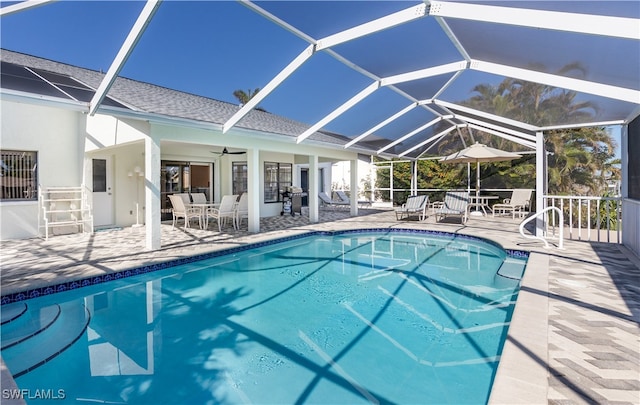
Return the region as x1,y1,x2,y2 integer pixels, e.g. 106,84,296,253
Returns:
0,228,529,306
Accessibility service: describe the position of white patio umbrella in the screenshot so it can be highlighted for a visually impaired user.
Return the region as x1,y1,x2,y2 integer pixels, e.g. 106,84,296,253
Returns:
440,142,521,215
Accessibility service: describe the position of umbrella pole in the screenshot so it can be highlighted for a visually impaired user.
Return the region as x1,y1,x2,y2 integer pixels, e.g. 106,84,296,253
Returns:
467,163,471,194
476,160,480,201
470,160,483,217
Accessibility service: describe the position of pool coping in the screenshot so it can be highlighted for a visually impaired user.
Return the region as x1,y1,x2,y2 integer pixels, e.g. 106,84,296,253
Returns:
489,252,549,404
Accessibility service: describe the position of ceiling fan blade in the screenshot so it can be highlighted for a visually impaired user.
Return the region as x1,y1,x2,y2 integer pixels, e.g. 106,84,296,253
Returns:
210,147,245,155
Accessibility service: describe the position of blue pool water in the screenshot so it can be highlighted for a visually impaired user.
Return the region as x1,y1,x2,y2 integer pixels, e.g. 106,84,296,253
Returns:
1,230,527,404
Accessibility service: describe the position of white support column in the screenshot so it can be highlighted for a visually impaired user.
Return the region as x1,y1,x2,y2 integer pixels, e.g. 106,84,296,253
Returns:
390,161,394,204
247,148,260,233
144,134,161,250
350,159,358,216
309,155,319,223
535,131,547,237
412,160,418,195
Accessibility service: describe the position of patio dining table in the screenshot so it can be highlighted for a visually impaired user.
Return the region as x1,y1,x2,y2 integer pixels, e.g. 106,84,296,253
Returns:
186,202,220,229
469,195,499,217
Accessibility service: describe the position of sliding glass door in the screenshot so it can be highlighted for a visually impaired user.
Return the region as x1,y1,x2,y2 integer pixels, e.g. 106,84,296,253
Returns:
161,161,213,220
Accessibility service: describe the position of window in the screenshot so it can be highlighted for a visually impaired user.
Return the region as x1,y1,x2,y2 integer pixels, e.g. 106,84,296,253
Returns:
264,162,292,203
232,162,248,195
92,159,107,192
0,150,38,201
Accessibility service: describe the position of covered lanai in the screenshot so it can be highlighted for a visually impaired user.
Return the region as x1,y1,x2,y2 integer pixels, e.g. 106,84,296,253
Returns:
1,0,639,253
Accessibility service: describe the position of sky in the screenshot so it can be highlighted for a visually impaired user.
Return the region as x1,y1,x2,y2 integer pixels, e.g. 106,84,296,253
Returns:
0,0,631,157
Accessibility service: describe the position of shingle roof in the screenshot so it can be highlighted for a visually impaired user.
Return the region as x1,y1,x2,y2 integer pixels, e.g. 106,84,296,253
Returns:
0,49,370,152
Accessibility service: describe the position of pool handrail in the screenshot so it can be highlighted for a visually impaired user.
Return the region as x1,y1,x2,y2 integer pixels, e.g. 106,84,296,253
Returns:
519,206,564,249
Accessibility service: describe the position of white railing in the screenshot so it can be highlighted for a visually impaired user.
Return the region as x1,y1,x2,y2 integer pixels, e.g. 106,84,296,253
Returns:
544,195,622,244
520,206,564,249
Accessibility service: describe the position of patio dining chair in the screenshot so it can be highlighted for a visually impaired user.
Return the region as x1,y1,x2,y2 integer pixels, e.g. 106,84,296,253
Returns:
175,193,191,204
168,194,202,229
205,194,238,231
234,193,249,230
493,189,532,219
395,195,429,221
191,192,208,204
434,191,470,224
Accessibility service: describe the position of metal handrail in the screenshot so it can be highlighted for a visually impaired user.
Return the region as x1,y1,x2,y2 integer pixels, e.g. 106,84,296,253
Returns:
519,206,564,249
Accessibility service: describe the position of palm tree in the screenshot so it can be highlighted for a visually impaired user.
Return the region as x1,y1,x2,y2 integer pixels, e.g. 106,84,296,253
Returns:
460,63,617,196
232,88,266,112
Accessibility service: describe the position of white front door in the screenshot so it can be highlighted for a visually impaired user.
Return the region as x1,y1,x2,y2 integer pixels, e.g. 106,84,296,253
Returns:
92,157,114,227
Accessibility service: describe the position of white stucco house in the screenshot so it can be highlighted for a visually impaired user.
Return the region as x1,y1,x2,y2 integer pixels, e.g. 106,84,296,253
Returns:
0,49,379,248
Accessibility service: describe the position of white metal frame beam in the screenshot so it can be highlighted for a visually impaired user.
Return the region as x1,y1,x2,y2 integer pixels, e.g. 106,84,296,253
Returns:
467,123,536,150
453,113,536,142
316,4,427,51
223,44,315,133
345,103,417,148
296,82,380,143
434,99,540,132
399,125,456,157
0,0,53,16
471,60,640,105
298,62,465,144
428,0,640,40
224,2,428,134
89,0,161,115
380,61,466,86
538,120,627,132
377,117,444,154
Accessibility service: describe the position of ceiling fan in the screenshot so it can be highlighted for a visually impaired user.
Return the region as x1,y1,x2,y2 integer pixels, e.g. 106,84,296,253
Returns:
211,147,246,156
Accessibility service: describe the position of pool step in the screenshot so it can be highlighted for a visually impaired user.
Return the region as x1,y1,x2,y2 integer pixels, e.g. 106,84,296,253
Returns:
1,304,61,350
1,302,28,325
496,257,527,280
1,301,91,378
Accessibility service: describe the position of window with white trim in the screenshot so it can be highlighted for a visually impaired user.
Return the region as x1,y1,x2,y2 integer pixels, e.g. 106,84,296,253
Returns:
232,162,248,195
264,162,292,203
0,150,38,201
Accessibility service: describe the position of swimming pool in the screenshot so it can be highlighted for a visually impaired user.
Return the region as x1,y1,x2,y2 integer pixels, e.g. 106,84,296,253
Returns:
1,230,527,404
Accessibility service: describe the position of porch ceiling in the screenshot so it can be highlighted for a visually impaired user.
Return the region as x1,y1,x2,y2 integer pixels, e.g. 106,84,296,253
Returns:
2,0,639,160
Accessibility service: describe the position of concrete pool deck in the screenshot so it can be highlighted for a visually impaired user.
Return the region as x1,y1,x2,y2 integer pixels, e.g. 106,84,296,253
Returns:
1,207,639,404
